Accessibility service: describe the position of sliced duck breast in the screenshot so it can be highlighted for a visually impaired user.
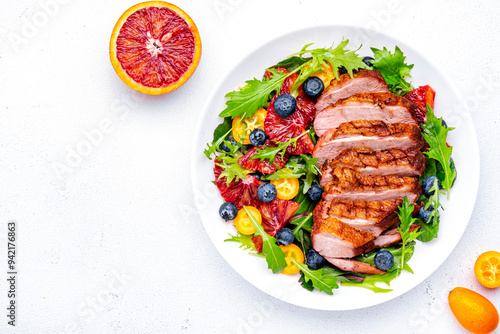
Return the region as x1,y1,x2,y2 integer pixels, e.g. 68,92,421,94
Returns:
312,120,425,167
314,92,418,136
315,70,389,113
322,167,421,203
319,148,426,186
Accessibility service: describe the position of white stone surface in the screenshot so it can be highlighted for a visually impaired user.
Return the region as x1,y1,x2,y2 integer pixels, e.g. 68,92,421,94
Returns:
0,0,499,333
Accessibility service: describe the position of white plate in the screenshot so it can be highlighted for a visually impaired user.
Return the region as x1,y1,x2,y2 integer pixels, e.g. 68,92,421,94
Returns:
191,26,480,310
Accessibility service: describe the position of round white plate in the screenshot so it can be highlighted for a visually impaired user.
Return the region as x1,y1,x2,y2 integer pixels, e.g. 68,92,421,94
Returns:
191,25,479,310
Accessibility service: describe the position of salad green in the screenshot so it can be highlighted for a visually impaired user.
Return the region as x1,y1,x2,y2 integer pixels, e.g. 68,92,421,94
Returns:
207,40,457,295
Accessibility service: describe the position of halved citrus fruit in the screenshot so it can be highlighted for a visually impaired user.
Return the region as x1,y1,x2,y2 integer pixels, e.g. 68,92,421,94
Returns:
110,1,201,95
475,251,500,288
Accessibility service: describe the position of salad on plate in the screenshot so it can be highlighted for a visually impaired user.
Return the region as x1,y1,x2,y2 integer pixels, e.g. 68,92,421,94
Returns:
204,40,457,295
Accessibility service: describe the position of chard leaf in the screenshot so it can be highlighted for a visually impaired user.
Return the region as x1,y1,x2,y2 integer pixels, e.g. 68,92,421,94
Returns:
292,259,342,295
244,206,286,274
421,104,456,198
371,46,414,95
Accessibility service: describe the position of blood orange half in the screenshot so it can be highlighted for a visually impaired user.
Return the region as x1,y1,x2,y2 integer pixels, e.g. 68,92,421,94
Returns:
110,1,202,95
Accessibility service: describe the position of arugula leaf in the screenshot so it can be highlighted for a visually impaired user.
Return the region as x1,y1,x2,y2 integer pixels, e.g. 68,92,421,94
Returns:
396,197,422,273
215,153,250,185
290,40,366,92
244,206,286,274
219,69,291,119
262,164,304,181
251,132,309,165
421,104,456,198
292,259,342,295
341,271,397,293
371,46,414,95
290,212,314,235
224,232,257,251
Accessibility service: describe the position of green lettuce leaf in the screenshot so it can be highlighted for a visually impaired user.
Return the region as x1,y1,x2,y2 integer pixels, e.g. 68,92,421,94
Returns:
244,206,286,274
371,46,414,95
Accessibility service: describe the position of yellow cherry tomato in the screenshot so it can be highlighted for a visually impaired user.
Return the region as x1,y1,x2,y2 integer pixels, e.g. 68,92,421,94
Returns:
280,244,305,275
234,206,262,235
232,108,267,144
475,251,500,288
271,173,300,200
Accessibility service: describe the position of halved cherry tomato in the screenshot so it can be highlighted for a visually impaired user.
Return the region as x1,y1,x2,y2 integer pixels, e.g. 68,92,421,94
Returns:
280,244,304,275
232,108,267,144
271,173,300,200
234,206,262,235
475,251,500,288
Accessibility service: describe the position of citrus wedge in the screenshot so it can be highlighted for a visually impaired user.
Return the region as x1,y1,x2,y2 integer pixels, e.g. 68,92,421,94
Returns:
110,1,201,95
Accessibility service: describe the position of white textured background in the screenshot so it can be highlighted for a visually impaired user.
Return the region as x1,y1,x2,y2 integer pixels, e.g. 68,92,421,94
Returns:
0,0,499,333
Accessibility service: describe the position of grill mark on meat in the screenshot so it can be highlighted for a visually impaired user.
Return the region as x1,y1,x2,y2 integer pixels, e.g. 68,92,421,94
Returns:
311,216,420,259
314,92,419,136
313,120,425,167
322,167,421,203
313,199,402,237
319,148,426,186
311,217,376,258
315,70,389,113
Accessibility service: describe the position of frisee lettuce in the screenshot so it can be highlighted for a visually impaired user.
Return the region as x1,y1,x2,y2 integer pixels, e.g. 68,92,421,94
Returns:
224,232,257,252
396,197,422,273
421,104,456,198
371,46,414,95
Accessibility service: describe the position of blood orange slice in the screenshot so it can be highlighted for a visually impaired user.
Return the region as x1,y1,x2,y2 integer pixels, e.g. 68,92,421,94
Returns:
110,1,201,95
264,68,316,155
214,161,263,209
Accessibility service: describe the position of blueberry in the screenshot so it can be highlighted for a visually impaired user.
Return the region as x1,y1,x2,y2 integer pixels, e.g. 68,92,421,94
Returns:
257,183,277,203
249,171,263,180
441,119,448,128
274,94,297,118
418,204,435,224
338,66,348,75
422,175,442,197
276,228,294,246
306,249,326,270
374,250,394,271
303,76,324,99
219,202,238,221
219,138,237,153
362,56,375,67
249,129,267,146
307,184,323,201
